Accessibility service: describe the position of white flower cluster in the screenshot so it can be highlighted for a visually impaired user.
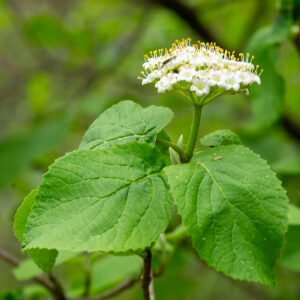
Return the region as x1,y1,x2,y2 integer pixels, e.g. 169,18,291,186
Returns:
139,38,263,98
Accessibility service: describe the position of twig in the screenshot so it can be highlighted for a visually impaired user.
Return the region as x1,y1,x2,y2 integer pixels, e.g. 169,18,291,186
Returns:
141,249,154,300
0,247,67,300
49,273,67,300
156,138,188,162
295,32,300,54
83,254,91,297
145,0,219,45
282,114,300,141
0,247,19,266
239,0,268,49
77,278,139,300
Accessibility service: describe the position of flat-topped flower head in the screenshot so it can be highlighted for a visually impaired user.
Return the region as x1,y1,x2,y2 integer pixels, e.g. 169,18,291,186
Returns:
139,38,263,104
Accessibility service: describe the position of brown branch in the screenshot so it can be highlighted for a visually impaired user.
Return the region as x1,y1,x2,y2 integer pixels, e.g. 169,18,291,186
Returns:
0,247,19,266
294,30,300,54
146,0,216,43
49,273,68,300
239,0,268,49
83,254,91,297
77,278,139,300
141,249,154,300
282,114,300,141
0,247,67,300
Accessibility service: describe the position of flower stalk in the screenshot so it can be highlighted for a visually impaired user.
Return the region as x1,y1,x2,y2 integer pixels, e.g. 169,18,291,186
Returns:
186,104,202,160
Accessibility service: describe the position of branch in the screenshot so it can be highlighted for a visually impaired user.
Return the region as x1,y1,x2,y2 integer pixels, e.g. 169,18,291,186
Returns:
282,114,300,141
49,273,68,300
0,247,19,266
146,0,218,44
294,28,300,55
156,138,188,162
83,254,91,297
0,247,67,300
141,249,154,300
239,0,268,49
77,278,139,300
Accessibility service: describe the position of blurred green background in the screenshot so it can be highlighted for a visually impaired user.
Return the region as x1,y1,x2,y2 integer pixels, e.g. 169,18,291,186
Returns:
0,0,299,299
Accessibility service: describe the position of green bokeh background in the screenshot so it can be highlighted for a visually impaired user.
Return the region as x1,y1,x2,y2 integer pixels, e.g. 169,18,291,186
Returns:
0,0,299,299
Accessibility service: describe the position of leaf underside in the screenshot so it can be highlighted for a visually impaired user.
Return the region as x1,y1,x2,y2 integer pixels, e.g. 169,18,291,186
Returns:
165,145,288,286
23,142,172,253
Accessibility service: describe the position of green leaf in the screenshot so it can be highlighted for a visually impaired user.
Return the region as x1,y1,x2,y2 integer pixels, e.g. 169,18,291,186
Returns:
80,100,174,150
164,145,288,286
288,204,300,226
0,118,70,190
26,249,58,274
90,255,142,295
23,142,172,253
14,190,58,272
14,190,37,242
200,129,241,147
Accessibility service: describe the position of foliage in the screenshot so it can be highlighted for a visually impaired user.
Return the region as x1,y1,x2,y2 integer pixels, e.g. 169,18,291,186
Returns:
0,0,299,299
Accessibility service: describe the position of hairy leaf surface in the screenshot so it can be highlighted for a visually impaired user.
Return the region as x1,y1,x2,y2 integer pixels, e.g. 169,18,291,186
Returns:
23,142,172,253
165,145,288,285
80,100,173,149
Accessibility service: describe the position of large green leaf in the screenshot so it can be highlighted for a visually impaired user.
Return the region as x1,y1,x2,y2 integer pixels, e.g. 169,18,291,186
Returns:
14,190,58,272
0,118,70,189
164,145,288,286
23,142,172,253
80,100,174,150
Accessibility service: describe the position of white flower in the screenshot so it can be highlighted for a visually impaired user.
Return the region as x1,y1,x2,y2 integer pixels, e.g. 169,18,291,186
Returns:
190,79,210,96
142,69,165,85
155,73,178,93
139,38,263,99
178,65,197,82
225,75,240,91
235,71,252,85
207,69,227,88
